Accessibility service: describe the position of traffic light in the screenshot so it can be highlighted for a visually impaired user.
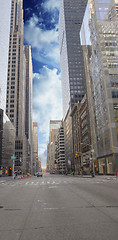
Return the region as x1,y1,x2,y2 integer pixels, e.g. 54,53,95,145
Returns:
111,148,114,153
75,153,78,157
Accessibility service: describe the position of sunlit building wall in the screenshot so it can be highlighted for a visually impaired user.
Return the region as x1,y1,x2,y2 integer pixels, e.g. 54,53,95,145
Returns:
80,0,118,174
0,0,11,112
47,120,62,172
5,0,32,174
56,121,66,173
6,0,25,137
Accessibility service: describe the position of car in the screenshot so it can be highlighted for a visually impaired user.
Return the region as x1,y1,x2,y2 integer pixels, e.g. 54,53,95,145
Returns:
37,172,43,177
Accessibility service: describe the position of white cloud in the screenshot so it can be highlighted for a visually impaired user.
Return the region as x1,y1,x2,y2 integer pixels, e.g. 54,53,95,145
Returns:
33,66,62,168
42,0,60,12
24,15,60,67
24,3,62,168
33,66,62,140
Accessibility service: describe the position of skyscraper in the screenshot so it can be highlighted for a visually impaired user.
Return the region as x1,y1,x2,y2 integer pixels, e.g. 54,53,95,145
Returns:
5,0,33,174
59,0,88,171
80,0,118,174
6,0,25,137
59,0,88,119
25,46,33,143
0,0,11,111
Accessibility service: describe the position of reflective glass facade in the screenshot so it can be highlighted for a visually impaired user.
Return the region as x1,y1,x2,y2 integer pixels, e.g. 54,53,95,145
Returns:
80,0,118,174
59,0,88,119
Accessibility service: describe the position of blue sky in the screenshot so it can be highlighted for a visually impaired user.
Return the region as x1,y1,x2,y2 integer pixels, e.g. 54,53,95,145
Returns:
23,0,62,168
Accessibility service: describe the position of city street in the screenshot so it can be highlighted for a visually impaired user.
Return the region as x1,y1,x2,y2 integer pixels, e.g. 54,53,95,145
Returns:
0,173,118,240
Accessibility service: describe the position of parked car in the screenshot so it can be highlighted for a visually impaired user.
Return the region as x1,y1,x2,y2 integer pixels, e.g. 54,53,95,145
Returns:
37,172,43,177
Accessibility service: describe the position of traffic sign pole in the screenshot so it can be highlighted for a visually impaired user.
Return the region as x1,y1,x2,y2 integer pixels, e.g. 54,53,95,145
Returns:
11,155,16,179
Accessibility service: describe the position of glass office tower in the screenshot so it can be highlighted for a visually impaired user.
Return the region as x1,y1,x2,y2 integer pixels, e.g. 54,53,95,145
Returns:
59,0,88,119
80,0,118,174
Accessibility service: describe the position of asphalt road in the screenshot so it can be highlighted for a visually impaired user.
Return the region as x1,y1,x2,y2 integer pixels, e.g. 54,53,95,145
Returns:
0,173,118,240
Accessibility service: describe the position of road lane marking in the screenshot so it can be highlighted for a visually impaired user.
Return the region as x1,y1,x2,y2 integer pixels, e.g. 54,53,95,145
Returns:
44,208,59,210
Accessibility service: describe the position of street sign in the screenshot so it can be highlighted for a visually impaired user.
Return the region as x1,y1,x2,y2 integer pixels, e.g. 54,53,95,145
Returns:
11,156,16,160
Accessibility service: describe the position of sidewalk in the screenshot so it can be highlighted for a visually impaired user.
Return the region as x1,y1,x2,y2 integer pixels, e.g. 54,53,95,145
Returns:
71,174,117,179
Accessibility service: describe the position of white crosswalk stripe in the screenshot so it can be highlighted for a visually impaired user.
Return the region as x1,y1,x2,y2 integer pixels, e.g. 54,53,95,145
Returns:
1,177,118,187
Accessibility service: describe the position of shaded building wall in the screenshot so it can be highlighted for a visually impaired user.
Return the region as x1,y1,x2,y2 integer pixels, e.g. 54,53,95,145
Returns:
2,113,15,175
64,107,73,172
71,96,91,174
25,45,33,173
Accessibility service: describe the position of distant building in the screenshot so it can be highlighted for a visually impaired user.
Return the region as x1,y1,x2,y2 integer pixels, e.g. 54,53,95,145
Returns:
46,144,50,171
56,121,66,173
64,108,73,172
47,120,61,172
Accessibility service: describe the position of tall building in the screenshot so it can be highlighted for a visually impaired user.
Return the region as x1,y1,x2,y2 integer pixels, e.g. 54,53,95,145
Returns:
0,0,11,111
6,0,25,136
5,0,33,175
59,0,88,171
59,0,87,119
80,0,118,174
56,121,66,173
25,45,33,172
